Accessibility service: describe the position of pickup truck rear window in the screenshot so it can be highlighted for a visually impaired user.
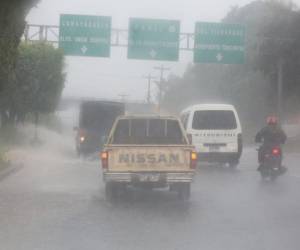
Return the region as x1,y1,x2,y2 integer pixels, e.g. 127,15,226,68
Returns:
112,119,186,145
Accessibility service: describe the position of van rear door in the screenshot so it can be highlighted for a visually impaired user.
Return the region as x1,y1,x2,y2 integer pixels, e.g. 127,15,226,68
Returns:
190,110,240,153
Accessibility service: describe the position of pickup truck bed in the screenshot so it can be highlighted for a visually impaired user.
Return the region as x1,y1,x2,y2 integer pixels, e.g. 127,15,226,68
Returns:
101,115,197,200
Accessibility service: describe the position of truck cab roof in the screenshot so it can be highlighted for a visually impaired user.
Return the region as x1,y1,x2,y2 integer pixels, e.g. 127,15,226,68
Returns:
181,104,237,113
108,114,189,145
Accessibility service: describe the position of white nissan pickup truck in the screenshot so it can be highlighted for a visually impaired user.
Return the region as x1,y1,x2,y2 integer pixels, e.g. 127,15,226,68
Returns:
101,115,197,200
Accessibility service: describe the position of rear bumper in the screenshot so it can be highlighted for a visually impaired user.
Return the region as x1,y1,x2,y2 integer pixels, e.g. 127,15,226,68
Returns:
103,172,195,183
197,152,241,163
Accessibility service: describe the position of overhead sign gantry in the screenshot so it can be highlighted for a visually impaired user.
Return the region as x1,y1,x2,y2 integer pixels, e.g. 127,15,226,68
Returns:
127,18,180,61
53,15,247,64
194,22,246,64
59,14,112,57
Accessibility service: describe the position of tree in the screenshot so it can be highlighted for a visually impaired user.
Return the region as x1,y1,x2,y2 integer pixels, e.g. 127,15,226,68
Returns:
14,43,65,124
224,0,300,115
0,0,39,123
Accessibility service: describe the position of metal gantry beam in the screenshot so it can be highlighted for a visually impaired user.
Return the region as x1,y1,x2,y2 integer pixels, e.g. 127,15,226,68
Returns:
24,24,195,50
24,24,59,44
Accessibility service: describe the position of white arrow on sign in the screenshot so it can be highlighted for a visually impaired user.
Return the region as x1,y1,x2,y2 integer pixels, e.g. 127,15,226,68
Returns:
168,25,177,33
216,53,223,62
81,46,88,54
149,49,157,58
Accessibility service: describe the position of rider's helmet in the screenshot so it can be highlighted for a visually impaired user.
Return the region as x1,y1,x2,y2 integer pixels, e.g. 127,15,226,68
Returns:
267,116,278,125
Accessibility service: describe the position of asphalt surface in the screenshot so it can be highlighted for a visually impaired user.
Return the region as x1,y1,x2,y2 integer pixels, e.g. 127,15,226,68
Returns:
1,142,300,250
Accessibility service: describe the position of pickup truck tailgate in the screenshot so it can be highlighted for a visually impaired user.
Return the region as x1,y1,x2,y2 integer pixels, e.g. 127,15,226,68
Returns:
107,146,192,172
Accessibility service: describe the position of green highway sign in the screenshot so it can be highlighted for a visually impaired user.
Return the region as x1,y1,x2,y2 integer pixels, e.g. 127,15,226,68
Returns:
128,18,180,61
59,14,111,57
194,22,246,64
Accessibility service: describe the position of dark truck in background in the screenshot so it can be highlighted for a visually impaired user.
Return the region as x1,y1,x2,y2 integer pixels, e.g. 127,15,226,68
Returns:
75,100,125,157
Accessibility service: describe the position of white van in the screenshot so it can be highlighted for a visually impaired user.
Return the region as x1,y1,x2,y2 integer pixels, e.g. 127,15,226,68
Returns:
180,104,242,166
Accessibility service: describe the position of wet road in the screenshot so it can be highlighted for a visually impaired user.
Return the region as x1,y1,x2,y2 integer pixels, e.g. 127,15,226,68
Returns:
1,145,300,250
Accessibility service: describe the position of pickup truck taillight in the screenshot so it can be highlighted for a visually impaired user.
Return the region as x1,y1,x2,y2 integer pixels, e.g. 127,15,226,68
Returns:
101,151,109,169
190,151,198,169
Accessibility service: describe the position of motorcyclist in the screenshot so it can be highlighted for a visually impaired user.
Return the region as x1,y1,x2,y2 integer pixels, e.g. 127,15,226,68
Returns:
255,116,287,169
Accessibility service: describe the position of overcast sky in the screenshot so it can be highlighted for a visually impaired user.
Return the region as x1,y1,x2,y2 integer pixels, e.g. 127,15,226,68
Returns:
27,0,300,102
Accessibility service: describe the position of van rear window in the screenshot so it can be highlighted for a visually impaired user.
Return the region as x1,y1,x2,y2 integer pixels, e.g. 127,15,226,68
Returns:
192,110,237,130
112,119,186,145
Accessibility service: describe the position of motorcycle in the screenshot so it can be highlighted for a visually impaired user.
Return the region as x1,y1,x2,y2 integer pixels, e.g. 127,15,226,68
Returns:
257,145,286,180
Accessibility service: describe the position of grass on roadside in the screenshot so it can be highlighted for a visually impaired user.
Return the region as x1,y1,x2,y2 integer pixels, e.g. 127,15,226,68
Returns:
0,125,27,170
0,144,10,171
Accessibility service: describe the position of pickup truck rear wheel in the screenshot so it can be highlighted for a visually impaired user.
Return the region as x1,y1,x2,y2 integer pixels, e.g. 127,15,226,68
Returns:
177,183,191,201
229,160,239,169
105,182,119,201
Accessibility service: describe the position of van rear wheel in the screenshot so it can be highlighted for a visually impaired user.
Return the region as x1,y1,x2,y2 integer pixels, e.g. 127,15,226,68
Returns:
229,160,239,169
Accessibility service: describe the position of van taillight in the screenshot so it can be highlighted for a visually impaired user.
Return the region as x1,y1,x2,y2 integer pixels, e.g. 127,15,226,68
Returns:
190,151,198,169
187,134,193,144
101,151,109,169
237,133,243,156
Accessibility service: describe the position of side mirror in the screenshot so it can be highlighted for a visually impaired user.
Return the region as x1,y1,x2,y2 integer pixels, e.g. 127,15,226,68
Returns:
187,134,193,144
101,135,109,144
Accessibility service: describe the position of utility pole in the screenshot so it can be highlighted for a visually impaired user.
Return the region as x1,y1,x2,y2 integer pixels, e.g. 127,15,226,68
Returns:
154,65,170,112
118,94,129,103
143,74,156,104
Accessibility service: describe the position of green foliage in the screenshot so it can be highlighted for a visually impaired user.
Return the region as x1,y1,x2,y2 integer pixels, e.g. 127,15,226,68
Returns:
0,148,9,169
0,126,25,146
15,43,65,117
26,113,64,133
0,0,41,128
0,0,40,91
163,64,270,124
224,0,300,112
